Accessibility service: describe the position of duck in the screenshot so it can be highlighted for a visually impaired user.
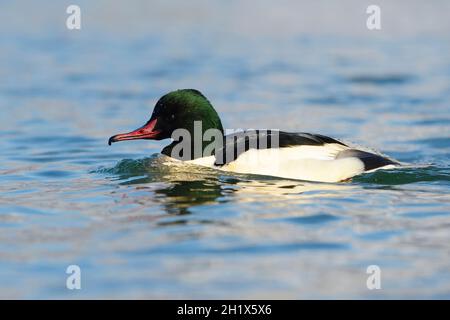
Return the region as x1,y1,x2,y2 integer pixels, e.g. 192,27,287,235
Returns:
108,89,399,183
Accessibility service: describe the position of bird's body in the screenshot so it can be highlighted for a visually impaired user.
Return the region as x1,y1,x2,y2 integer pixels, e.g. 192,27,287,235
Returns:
109,89,399,183
186,131,396,182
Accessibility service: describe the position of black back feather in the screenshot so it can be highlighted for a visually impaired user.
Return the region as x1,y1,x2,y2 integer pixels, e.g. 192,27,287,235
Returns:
214,130,347,166
335,149,398,171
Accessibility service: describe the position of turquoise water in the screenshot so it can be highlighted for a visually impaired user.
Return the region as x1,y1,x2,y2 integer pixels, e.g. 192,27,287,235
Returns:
1,1,450,298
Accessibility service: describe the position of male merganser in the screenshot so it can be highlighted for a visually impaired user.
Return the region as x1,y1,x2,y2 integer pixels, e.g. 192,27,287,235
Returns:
108,89,399,182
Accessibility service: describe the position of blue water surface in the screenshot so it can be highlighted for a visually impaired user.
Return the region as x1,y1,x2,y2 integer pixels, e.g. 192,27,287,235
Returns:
1,1,450,298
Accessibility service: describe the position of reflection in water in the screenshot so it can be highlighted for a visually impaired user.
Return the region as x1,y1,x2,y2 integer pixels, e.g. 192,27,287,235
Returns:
96,157,450,246
154,180,225,215
102,155,364,217
100,155,235,215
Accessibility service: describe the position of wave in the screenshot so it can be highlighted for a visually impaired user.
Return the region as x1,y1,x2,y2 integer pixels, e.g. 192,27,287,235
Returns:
93,155,450,187
353,165,450,185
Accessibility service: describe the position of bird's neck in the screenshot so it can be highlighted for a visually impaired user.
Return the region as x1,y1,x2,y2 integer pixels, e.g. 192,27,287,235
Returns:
161,132,225,160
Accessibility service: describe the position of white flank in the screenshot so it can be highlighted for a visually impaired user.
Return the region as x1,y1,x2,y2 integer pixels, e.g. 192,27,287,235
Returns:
182,144,373,183
219,146,365,182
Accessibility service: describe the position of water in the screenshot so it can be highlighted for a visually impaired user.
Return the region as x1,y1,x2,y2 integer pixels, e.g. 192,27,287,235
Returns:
1,1,450,299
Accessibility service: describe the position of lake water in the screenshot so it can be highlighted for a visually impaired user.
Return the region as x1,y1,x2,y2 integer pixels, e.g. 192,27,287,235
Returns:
1,1,450,299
